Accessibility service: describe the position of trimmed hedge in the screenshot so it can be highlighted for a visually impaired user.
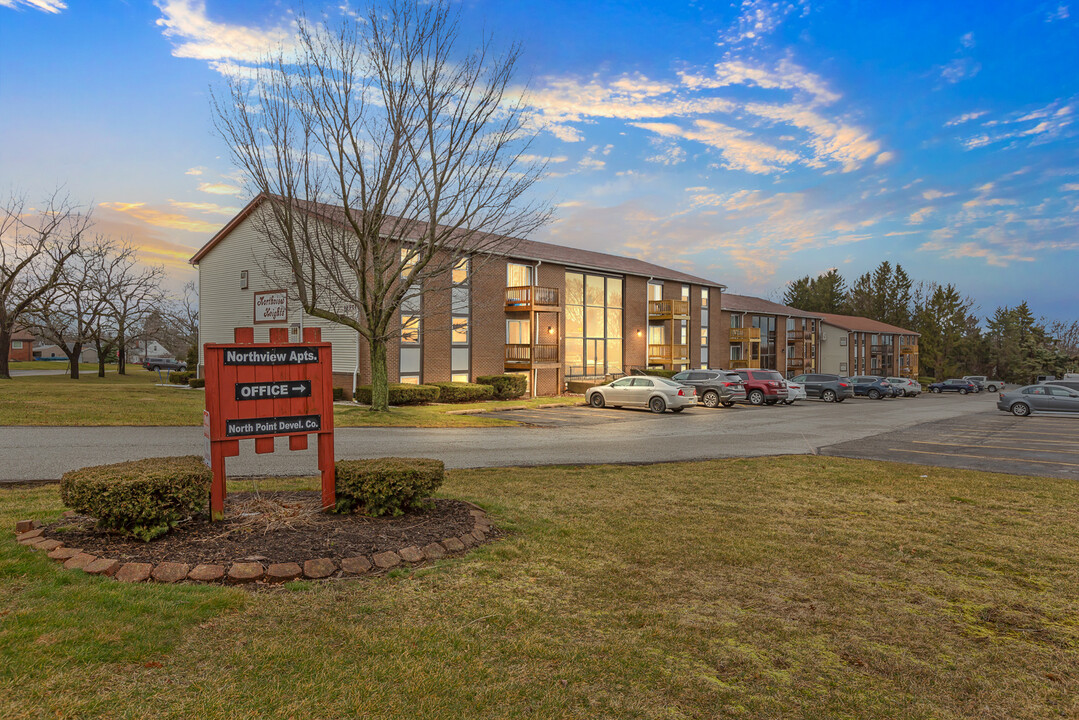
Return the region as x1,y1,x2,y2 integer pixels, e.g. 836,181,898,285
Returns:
476,374,528,400
918,376,936,385
429,382,494,403
334,457,445,516
641,369,678,378
188,377,205,389
60,456,211,542
168,370,192,385
353,383,440,406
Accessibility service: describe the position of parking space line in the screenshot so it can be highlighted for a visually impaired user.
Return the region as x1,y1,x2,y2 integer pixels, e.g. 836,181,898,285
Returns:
941,434,1077,446
912,440,1079,456
944,427,1079,438
894,448,1079,468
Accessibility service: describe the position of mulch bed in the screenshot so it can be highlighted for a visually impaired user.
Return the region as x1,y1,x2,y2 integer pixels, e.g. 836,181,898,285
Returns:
40,492,486,566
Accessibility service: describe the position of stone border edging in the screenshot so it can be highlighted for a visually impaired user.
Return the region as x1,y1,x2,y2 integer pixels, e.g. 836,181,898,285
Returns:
13,507,495,586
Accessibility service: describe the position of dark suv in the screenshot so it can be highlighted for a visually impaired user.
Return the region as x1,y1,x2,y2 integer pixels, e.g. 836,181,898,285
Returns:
788,373,854,403
143,357,187,372
671,369,746,408
733,368,788,405
849,375,896,399
928,378,978,394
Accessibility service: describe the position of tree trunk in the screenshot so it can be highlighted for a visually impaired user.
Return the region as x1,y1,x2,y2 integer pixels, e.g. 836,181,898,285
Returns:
68,343,82,380
0,326,11,380
96,339,106,378
369,337,389,412
117,329,126,375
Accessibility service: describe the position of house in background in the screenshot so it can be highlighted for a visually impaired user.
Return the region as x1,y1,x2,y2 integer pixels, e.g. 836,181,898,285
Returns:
7,327,35,363
815,312,920,378
127,339,173,364
718,294,822,376
32,343,99,364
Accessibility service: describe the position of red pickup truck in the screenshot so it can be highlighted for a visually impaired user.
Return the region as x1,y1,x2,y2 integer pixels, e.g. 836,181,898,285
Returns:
733,368,788,405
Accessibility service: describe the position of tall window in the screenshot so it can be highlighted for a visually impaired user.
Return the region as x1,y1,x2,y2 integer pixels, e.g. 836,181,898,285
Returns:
507,318,530,345
399,283,421,384
730,314,742,329
507,263,532,287
451,258,470,382
648,281,663,302
566,271,622,376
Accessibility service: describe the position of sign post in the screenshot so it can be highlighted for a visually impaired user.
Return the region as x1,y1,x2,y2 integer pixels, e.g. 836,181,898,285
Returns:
203,326,335,521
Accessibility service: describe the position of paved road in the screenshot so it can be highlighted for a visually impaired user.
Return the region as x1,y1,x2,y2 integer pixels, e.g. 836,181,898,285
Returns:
0,393,998,482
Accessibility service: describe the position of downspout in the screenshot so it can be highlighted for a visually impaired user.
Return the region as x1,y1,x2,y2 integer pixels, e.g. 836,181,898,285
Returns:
533,260,542,398
352,332,361,402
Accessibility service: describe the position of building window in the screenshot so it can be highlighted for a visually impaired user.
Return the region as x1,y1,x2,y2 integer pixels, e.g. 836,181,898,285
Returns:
840,336,847,346
401,315,420,344
400,247,417,278
840,362,848,373
240,270,249,290
451,258,470,379
452,318,469,345
701,288,709,308
399,347,421,384
452,258,468,285
507,318,530,345
12,340,23,349
701,327,708,346
451,373,469,383
566,271,622,376
730,345,743,361
730,314,742,329
681,284,689,301
507,262,532,287
648,281,663,302
399,375,420,385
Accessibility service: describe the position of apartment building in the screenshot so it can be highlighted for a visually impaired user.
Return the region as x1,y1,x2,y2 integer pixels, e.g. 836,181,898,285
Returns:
717,294,822,376
190,196,725,397
815,312,920,378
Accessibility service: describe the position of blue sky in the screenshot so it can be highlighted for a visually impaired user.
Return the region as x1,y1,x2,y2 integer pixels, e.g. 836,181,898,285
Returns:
1,0,1077,321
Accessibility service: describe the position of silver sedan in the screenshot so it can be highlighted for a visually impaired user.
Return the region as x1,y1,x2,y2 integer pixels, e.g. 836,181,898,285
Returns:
998,384,1079,416
586,376,697,413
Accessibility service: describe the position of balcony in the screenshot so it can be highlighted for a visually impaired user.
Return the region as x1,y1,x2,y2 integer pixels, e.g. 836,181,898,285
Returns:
729,327,761,343
900,345,919,355
900,366,918,378
787,330,815,342
505,286,560,311
647,343,689,365
648,299,690,320
505,343,560,370
734,357,761,369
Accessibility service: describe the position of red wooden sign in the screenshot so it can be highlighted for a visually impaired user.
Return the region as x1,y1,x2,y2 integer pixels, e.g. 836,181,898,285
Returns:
203,326,335,521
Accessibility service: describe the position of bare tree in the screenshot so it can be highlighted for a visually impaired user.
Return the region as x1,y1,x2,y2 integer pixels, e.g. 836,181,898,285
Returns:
93,242,166,377
212,0,549,411
0,191,89,379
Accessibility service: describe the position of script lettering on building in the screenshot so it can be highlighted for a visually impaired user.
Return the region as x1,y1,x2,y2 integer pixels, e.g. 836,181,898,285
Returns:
254,290,288,323
223,347,320,366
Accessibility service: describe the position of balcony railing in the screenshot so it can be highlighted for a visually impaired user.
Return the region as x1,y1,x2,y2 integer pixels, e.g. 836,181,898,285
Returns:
787,330,815,341
899,345,919,355
504,343,560,368
647,343,689,364
505,286,560,310
900,366,917,377
734,357,760,369
648,299,690,319
729,327,761,343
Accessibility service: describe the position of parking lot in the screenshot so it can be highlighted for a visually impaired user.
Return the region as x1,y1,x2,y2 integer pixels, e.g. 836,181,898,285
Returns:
822,407,1079,479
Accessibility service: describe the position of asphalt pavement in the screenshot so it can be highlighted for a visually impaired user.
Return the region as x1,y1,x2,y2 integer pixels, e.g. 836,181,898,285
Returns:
0,392,1002,482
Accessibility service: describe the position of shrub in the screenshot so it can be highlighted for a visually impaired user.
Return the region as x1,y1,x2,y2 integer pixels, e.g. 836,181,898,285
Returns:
566,379,601,394
476,374,528,400
642,369,677,378
168,370,192,385
334,457,444,516
188,377,205,389
918,376,936,385
60,456,211,541
353,383,440,406
428,382,494,403
333,387,346,401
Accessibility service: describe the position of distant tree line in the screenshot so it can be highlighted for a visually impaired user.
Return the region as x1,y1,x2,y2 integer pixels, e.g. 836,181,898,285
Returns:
0,190,199,380
784,262,1078,383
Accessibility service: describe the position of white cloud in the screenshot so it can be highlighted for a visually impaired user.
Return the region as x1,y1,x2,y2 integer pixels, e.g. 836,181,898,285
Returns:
154,0,294,64
939,57,981,84
679,57,839,104
908,206,935,224
718,0,808,46
958,100,1074,150
197,181,242,196
168,200,241,215
1047,4,1070,21
921,189,954,200
99,201,221,233
0,0,66,13
874,151,895,165
634,120,800,175
945,110,988,126
185,166,205,176
959,32,976,49
1063,183,1079,191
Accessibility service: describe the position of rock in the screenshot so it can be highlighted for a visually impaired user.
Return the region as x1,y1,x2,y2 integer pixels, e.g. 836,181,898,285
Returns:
474,516,493,528
16,528,44,542
20,537,47,548
36,539,63,552
187,564,226,583
469,509,486,519
48,547,81,561
442,537,465,552
266,562,303,583
372,551,401,569
227,562,264,584
151,562,191,583
471,527,487,543
303,558,336,579
62,510,76,518
398,546,424,563
422,542,446,560
115,562,153,583
242,555,269,562
14,519,39,533
340,556,372,575
84,558,121,577
457,533,475,548
63,553,97,571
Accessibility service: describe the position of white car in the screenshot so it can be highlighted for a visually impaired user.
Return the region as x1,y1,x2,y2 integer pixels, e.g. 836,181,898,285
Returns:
782,380,807,405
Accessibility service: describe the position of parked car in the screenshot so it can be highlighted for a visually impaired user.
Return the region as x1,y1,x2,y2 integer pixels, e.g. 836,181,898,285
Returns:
733,368,788,405
783,380,807,405
849,376,895,399
788,373,854,403
997,384,1079,416
586,376,696,413
928,378,978,394
886,377,922,397
1042,379,1079,392
670,369,746,408
143,357,187,372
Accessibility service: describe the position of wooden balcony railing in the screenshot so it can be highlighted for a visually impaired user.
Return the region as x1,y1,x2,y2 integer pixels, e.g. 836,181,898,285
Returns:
729,327,761,343
736,357,761,369
504,343,560,368
505,286,560,310
900,366,918,377
787,330,815,341
647,343,689,364
647,299,690,319
899,345,919,355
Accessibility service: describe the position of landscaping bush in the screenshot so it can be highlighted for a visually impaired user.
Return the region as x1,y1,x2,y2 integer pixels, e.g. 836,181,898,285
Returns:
918,376,936,385
642,369,678,378
428,382,494,403
353,383,440,406
334,457,445,516
188,377,205,389
333,387,346,401
60,456,211,542
168,370,192,385
476,374,528,400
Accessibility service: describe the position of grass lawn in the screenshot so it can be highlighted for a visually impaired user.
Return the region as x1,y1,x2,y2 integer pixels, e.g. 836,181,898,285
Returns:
2,456,1077,719
0,372,580,427
6,361,103,372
